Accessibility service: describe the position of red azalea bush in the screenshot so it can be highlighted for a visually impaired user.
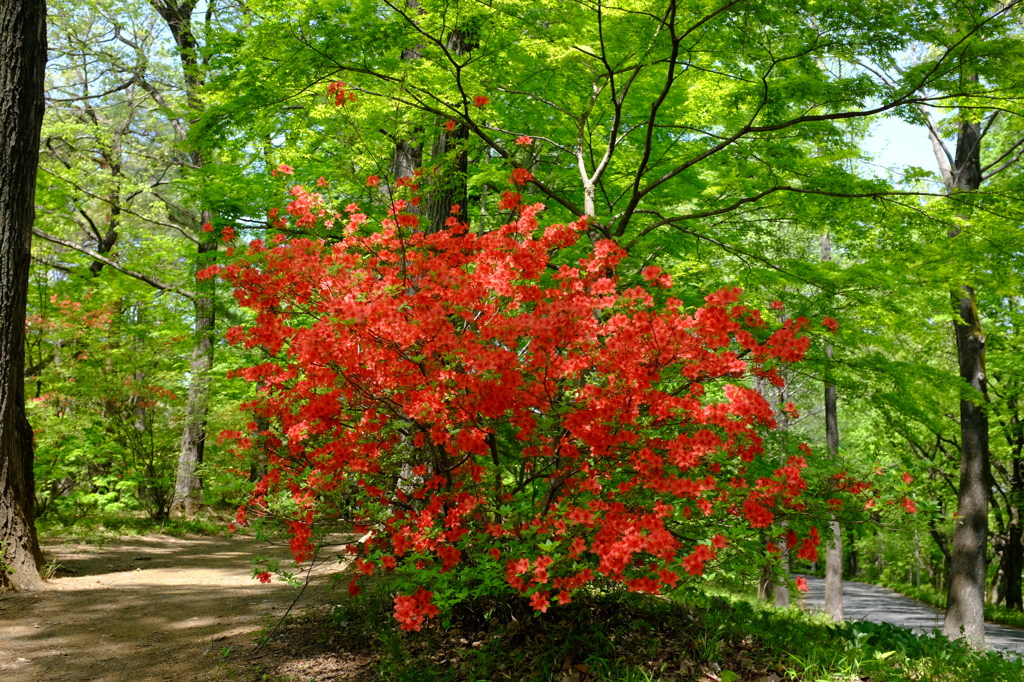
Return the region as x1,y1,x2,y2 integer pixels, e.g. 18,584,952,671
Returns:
211,178,829,631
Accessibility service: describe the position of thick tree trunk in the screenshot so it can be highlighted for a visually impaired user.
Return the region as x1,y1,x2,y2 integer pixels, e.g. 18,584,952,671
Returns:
942,118,990,649
944,288,990,647
423,27,472,233
424,123,469,232
0,0,47,591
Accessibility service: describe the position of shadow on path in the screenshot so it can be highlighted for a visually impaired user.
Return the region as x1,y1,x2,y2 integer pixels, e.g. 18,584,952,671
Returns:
0,534,349,682
799,575,1024,656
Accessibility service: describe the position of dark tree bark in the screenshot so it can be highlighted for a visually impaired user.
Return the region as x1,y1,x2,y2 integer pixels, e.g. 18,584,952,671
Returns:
941,117,990,649
423,27,473,233
0,0,47,591
424,121,469,233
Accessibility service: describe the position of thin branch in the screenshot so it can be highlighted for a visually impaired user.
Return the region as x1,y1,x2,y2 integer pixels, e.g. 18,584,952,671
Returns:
32,227,195,299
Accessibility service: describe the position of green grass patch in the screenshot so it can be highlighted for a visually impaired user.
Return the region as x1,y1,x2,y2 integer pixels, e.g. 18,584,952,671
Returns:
37,511,228,543
248,584,1022,681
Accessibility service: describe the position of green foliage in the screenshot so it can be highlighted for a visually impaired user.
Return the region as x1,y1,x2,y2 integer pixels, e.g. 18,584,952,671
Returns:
26,283,188,521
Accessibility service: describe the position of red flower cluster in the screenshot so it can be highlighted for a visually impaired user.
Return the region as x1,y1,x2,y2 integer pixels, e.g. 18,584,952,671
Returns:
393,588,440,631
220,172,827,628
510,167,533,186
327,81,356,107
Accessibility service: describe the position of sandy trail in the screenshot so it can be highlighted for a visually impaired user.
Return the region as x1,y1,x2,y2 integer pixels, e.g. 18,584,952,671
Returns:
0,534,346,681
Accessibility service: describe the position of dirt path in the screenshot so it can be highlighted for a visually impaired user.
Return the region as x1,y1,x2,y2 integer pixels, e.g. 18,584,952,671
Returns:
0,533,348,681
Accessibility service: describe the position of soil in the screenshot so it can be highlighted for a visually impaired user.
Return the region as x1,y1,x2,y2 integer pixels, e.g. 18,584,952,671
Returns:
0,532,353,682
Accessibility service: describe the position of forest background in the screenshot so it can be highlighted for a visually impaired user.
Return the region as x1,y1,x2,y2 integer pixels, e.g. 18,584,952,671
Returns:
5,0,1024,660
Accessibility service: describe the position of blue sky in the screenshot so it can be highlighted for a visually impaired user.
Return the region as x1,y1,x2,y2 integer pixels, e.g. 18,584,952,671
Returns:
861,117,940,177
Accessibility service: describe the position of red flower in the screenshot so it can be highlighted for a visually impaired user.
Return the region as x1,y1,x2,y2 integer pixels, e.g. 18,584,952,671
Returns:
327,81,356,106
393,588,440,631
529,591,550,612
217,172,822,628
515,135,533,146
641,264,675,289
795,577,808,592
510,168,533,186
473,95,490,107
902,497,917,514
682,544,716,576
366,175,381,187
498,190,522,210
255,571,272,584
822,317,839,333
444,119,456,131
797,527,820,562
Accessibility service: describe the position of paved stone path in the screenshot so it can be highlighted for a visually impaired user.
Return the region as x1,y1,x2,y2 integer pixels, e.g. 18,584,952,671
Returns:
798,576,1024,656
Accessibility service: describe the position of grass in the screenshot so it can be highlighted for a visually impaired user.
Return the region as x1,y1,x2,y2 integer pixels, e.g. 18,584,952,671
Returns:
36,511,229,544
241,582,1024,681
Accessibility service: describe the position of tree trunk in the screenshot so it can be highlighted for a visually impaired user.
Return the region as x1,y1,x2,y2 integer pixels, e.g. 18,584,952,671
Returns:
821,233,843,622
424,122,469,232
170,235,216,519
1006,456,1024,610
151,1,217,519
845,527,859,577
0,0,47,591
942,118,990,649
423,27,472,233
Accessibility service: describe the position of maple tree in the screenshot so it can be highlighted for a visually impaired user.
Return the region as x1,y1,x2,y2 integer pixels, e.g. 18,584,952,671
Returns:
209,173,882,630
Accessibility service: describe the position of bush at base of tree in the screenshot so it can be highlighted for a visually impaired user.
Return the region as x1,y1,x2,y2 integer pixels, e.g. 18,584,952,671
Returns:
214,177,854,630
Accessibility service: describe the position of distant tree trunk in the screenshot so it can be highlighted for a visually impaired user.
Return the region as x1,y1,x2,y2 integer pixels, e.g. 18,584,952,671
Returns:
821,233,843,622
423,27,473,232
845,527,858,577
248,415,269,483
0,0,47,591
941,116,990,649
150,0,216,519
392,2,424,189
170,232,215,518
1006,456,1024,610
